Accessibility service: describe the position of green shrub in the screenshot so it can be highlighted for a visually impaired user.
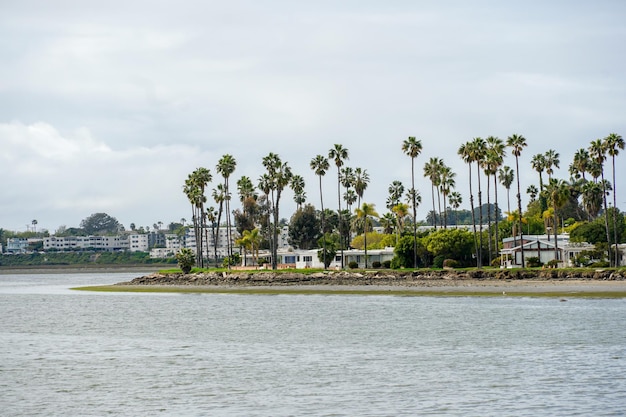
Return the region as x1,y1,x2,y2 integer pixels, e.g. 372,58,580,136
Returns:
348,261,358,269
372,261,381,268
526,256,543,268
491,256,502,267
175,248,195,274
432,255,446,269
382,260,391,269
442,259,459,268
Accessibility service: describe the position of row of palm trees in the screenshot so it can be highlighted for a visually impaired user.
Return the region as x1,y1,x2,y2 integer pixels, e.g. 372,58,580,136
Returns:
183,132,623,270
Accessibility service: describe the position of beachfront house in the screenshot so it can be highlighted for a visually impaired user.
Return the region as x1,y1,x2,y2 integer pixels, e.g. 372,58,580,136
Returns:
499,234,595,268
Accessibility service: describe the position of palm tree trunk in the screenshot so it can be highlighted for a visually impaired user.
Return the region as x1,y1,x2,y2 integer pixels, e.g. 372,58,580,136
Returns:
612,156,619,266
411,159,417,268
337,170,343,268
431,183,437,230
515,156,525,268
319,175,327,270
468,163,479,267
494,175,500,265
600,171,611,266
486,172,492,265
476,164,483,268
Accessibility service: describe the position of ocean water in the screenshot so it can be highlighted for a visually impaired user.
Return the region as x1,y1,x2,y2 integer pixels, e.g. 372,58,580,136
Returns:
0,272,625,416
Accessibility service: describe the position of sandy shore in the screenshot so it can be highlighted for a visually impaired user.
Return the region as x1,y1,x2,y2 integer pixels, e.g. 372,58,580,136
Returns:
78,275,626,297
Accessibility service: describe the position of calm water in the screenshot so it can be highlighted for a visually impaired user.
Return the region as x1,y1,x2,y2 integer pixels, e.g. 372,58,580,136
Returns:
1,273,625,416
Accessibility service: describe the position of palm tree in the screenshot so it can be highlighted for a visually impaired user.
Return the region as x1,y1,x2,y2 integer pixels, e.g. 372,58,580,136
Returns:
531,153,547,212
527,185,539,202
545,178,570,264
423,157,443,229
184,167,212,267
438,165,456,229
507,134,528,268
402,136,423,267
353,167,370,208
448,191,462,227
344,189,357,212
380,212,396,235
604,132,624,266
290,174,306,210
589,138,612,265
217,154,237,267
237,176,257,203
499,165,515,215
458,143,479,266
386,180,405,209
486,136,506,263
471,137,486,267
544,149,560,181
31,219,37,233
262,153,293,270
355,202,379,268
391,202,409,244
572,148,589,181
329,144,349,268
212,183,226,267
310,155,330,269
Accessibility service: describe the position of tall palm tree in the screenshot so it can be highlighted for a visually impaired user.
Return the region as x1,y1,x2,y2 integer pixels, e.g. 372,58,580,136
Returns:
423,157,443,229
262,153,293,270
212,183,226,267
310,154,330,269
290,174,306,210
458,142,479,266
507,133,528,268
402,136,423,267
486,136,506,264
589,138,612,265
581,180,604,220
217,155,236,266
184,167,212,267
471,137,486,267
604,132,624,266
343,189,357,212
531,153,547,212
355,202,379,268
380,212,396,235
236,176,257,203
448,191,462,227
391,202,409,244
572,148,590,181
353,167,370,208
329,144,349,268
545,178,570,264
438,165,456,229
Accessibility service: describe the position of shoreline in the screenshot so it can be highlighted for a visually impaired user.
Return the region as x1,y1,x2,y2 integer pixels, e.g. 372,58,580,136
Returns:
74,269,626,297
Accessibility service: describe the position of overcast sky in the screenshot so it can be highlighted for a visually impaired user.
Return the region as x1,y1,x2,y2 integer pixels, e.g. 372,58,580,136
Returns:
1,0,625,233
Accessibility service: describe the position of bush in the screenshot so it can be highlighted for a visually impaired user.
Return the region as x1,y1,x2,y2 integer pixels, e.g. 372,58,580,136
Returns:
590,261,610,268
372,261,381,269
175,248,195,274
491,256,502,267
390,256,403,269
382,260,391,269
348,261,358,269
432,255,446,269
546,259,559,268
526,256,543,268
442,259,459,269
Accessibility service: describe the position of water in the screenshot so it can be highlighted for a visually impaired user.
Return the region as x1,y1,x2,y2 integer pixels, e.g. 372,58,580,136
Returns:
1,273,625,416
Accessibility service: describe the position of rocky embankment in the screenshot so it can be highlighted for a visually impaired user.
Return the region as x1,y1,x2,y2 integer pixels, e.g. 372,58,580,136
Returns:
119,268,626,287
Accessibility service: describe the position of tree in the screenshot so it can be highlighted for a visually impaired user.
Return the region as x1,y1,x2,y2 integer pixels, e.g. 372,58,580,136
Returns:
438,165,456,229
329,144,349,267
175,248,195,274
290,174,306,209
310,154,330,269
391,202,409,244
317,233,338,269
353,167,369,208
80,213,121,235
261,153,293,270
604,132,624,266
499,165,515,215
545,178,570,263
589,138,612,266
507,134,528,268
355,202,379,268
485,136,505,264
423,157,443,229
422,228,474,266
458,142,479,267
572,148,590,181
386,180,405,210
183,167,212,267
237,176,257,203
212,183,226,267
527,185,539,203
448,191,462,227
471,137,487,266
288,204,321,250
217,154,237,268
402,136,423,267
544,149,560,181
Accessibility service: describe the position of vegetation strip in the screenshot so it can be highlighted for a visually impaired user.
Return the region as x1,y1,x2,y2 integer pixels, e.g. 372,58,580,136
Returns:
72,285,626,298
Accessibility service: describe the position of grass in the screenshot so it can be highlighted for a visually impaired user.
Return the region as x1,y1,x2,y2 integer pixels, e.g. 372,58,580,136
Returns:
71,285,626,298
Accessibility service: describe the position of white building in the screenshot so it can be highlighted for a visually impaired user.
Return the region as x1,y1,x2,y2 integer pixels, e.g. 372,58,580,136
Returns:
500,234,596,268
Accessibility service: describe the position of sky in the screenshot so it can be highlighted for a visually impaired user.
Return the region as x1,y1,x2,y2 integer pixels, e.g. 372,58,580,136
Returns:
1,0,625,233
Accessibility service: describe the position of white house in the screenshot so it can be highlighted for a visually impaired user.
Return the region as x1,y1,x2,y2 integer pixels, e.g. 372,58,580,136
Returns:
500,234,595,268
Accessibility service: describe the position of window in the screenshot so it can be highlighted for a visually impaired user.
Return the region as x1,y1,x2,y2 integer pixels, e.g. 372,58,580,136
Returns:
304,256,312,262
